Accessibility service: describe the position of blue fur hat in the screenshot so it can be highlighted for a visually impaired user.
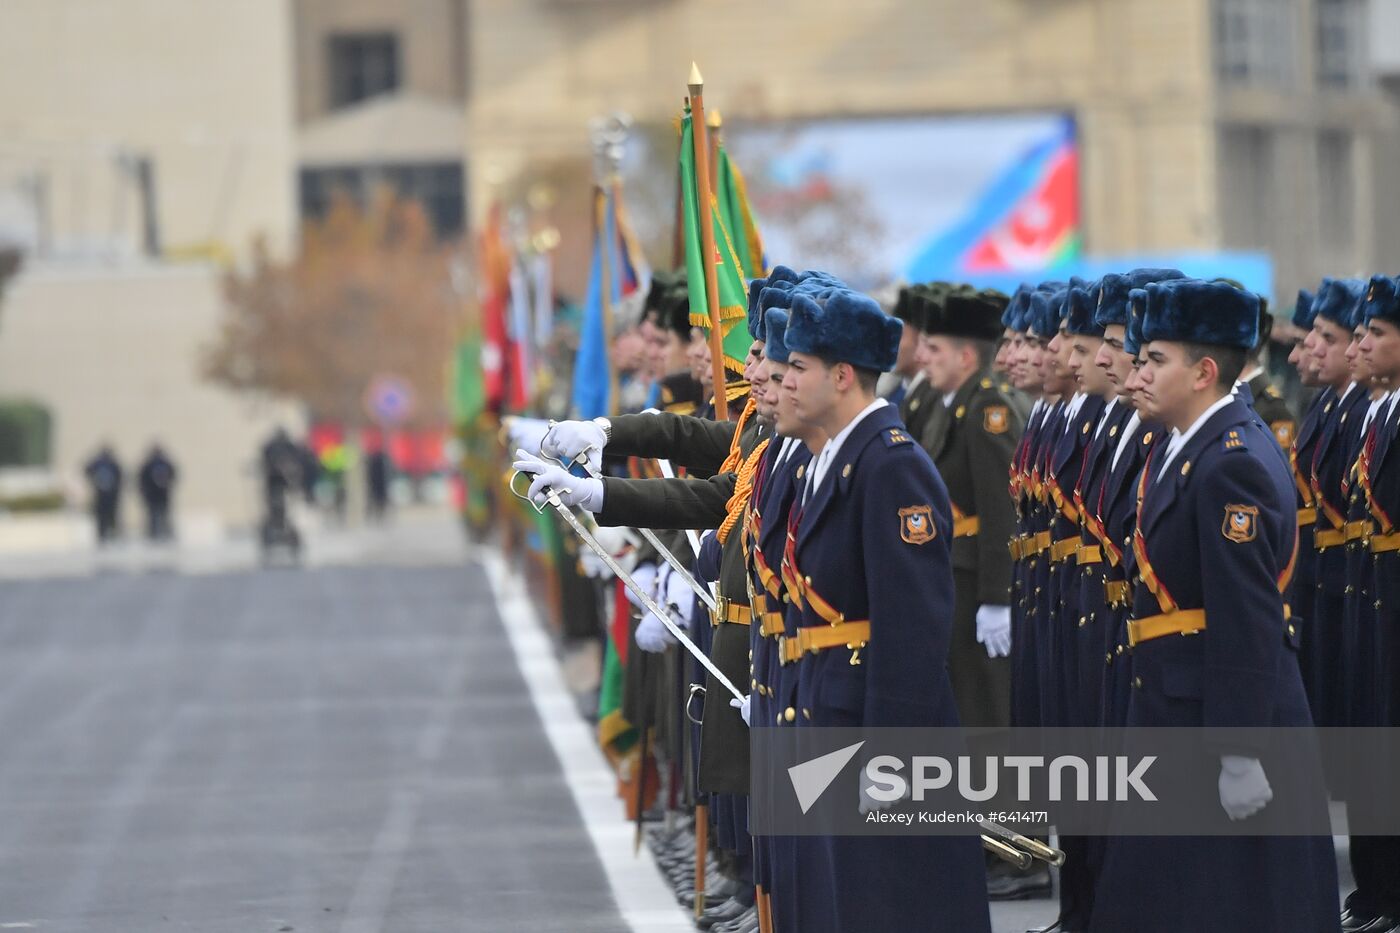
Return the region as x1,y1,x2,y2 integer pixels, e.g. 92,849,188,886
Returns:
766,265,803,286
1291,289,1317,329
785,289,902,372
1124,289,1149,356
1066,281,1106,337
1095,268,1186,329
1313,277,1366,330
1363,274,1400,326
1003,284,1034,331
764,308,792,364
1029,287,1069,338
1140,279,1259,350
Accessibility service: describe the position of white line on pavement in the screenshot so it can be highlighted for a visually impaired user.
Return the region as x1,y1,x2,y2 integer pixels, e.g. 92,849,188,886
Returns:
481,550,692,933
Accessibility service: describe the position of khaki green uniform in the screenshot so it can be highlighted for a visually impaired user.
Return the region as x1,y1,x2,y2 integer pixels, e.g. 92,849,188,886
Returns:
920,371,1024,727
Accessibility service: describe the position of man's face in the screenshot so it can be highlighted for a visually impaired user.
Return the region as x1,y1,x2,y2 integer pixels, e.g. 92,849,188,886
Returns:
994,328,1015,375
1096,324,1135,399
919,335,965,394
1288,329,1321,387
782,351,838,427
1310,318,1355,387
742,339,765,383
769,362,802,436
687,328,712,390
1007,333,1037,392
751,355,776,424
639,318,667,381
1137,341,1208,428
894,324,920,378
610,329,646,372
1036,330,1072,396
1346,326,1372,384
1360,318,1400,386
1069,333,1111,397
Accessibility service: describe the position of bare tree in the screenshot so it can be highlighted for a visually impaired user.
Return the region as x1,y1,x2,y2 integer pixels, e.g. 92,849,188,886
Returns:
207,190,466,428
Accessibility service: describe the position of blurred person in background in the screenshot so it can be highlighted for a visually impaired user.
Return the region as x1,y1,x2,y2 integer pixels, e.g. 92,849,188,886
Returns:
366,448,392,523
137,443,178,542
84,444,123,545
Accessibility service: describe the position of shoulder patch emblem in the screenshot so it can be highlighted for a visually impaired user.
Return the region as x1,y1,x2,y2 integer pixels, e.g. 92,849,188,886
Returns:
1272,420,1295,447
899,505,936,545
884,428,912,447
1222,504,1259,543
984,406,1009,434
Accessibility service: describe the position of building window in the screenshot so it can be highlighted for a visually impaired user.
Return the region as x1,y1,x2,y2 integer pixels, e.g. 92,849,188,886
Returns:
299,162,465,239
1316,0,1367,89
1218,125,1277,250
328,33,400,110
1215,0,1299,87
1316,131,1355,253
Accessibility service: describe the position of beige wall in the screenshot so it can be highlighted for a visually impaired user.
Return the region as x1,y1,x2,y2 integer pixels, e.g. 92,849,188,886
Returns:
466,0,1219,256
293,0,467,123
0,0,297,261
0,265,302,529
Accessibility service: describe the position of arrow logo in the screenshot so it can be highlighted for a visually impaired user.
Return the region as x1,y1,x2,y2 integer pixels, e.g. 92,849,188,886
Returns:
788,741,865,814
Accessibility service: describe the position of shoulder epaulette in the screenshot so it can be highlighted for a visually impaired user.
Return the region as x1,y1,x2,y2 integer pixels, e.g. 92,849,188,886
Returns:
1223,426,1249,452
884,427,914,447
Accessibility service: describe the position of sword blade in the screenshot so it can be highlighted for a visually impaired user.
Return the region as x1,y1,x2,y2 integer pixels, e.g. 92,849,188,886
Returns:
547,493,744,701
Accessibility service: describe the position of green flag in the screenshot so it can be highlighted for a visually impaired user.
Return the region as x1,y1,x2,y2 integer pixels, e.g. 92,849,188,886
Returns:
716,144,765,280
450,332,485,427
679,111,752,375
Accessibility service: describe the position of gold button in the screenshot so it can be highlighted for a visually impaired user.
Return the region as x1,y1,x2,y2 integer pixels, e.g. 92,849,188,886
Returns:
776,713,783,724
1105,653,1112,664
1287,624,1296,637
1133,676,1142,689
841,464,852,478
1116,645,1124,655
1079,616,1087,627
751,678,758,689
782,593,791,603
805,575,812,586
802,709,811,720
784,707,796,722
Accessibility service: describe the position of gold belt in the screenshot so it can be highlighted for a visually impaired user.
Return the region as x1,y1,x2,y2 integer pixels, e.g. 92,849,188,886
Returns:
1344,520,1373,543
1050,536,1081,562
953,516,980,538
779,620,871,664
759,612,785,637
1105,580,1130,606
1371,532,1400,554
1315,527,1346,549
1077,545,1103,565
1008,534,1030,559
1127,609,1206,647
712,596,752,626
1297,507,1317,526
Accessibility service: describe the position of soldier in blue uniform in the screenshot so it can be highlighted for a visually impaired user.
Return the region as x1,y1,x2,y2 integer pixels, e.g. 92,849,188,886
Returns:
1090,278,1339,932
774,288,991,933
1305,278,1369,729
1346,276,1400,933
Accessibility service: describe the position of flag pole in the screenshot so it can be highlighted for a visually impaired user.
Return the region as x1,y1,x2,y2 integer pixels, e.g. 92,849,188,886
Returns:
688,64,731,422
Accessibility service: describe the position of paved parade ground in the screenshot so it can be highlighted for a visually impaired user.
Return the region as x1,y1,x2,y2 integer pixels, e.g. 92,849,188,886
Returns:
0,511,1297,932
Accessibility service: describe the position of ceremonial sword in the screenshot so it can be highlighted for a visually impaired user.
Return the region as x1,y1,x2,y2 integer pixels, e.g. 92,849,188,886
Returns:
544,430,716,612
509,469,744,702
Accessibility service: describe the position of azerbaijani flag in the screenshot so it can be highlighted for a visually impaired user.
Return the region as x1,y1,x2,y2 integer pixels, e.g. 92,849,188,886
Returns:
905,121,1079,280
679,110,752,375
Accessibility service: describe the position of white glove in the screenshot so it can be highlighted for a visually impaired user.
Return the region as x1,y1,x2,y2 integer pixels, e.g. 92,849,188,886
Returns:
663,562,697,622
1218,755,1272,821
578,548,608,579
729,694,751,726
624,563,659,609
505,417,551,457
859,765,901,815
975,605,1012,658
512,450,604,511
635,610,678,653
540,419,607,474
